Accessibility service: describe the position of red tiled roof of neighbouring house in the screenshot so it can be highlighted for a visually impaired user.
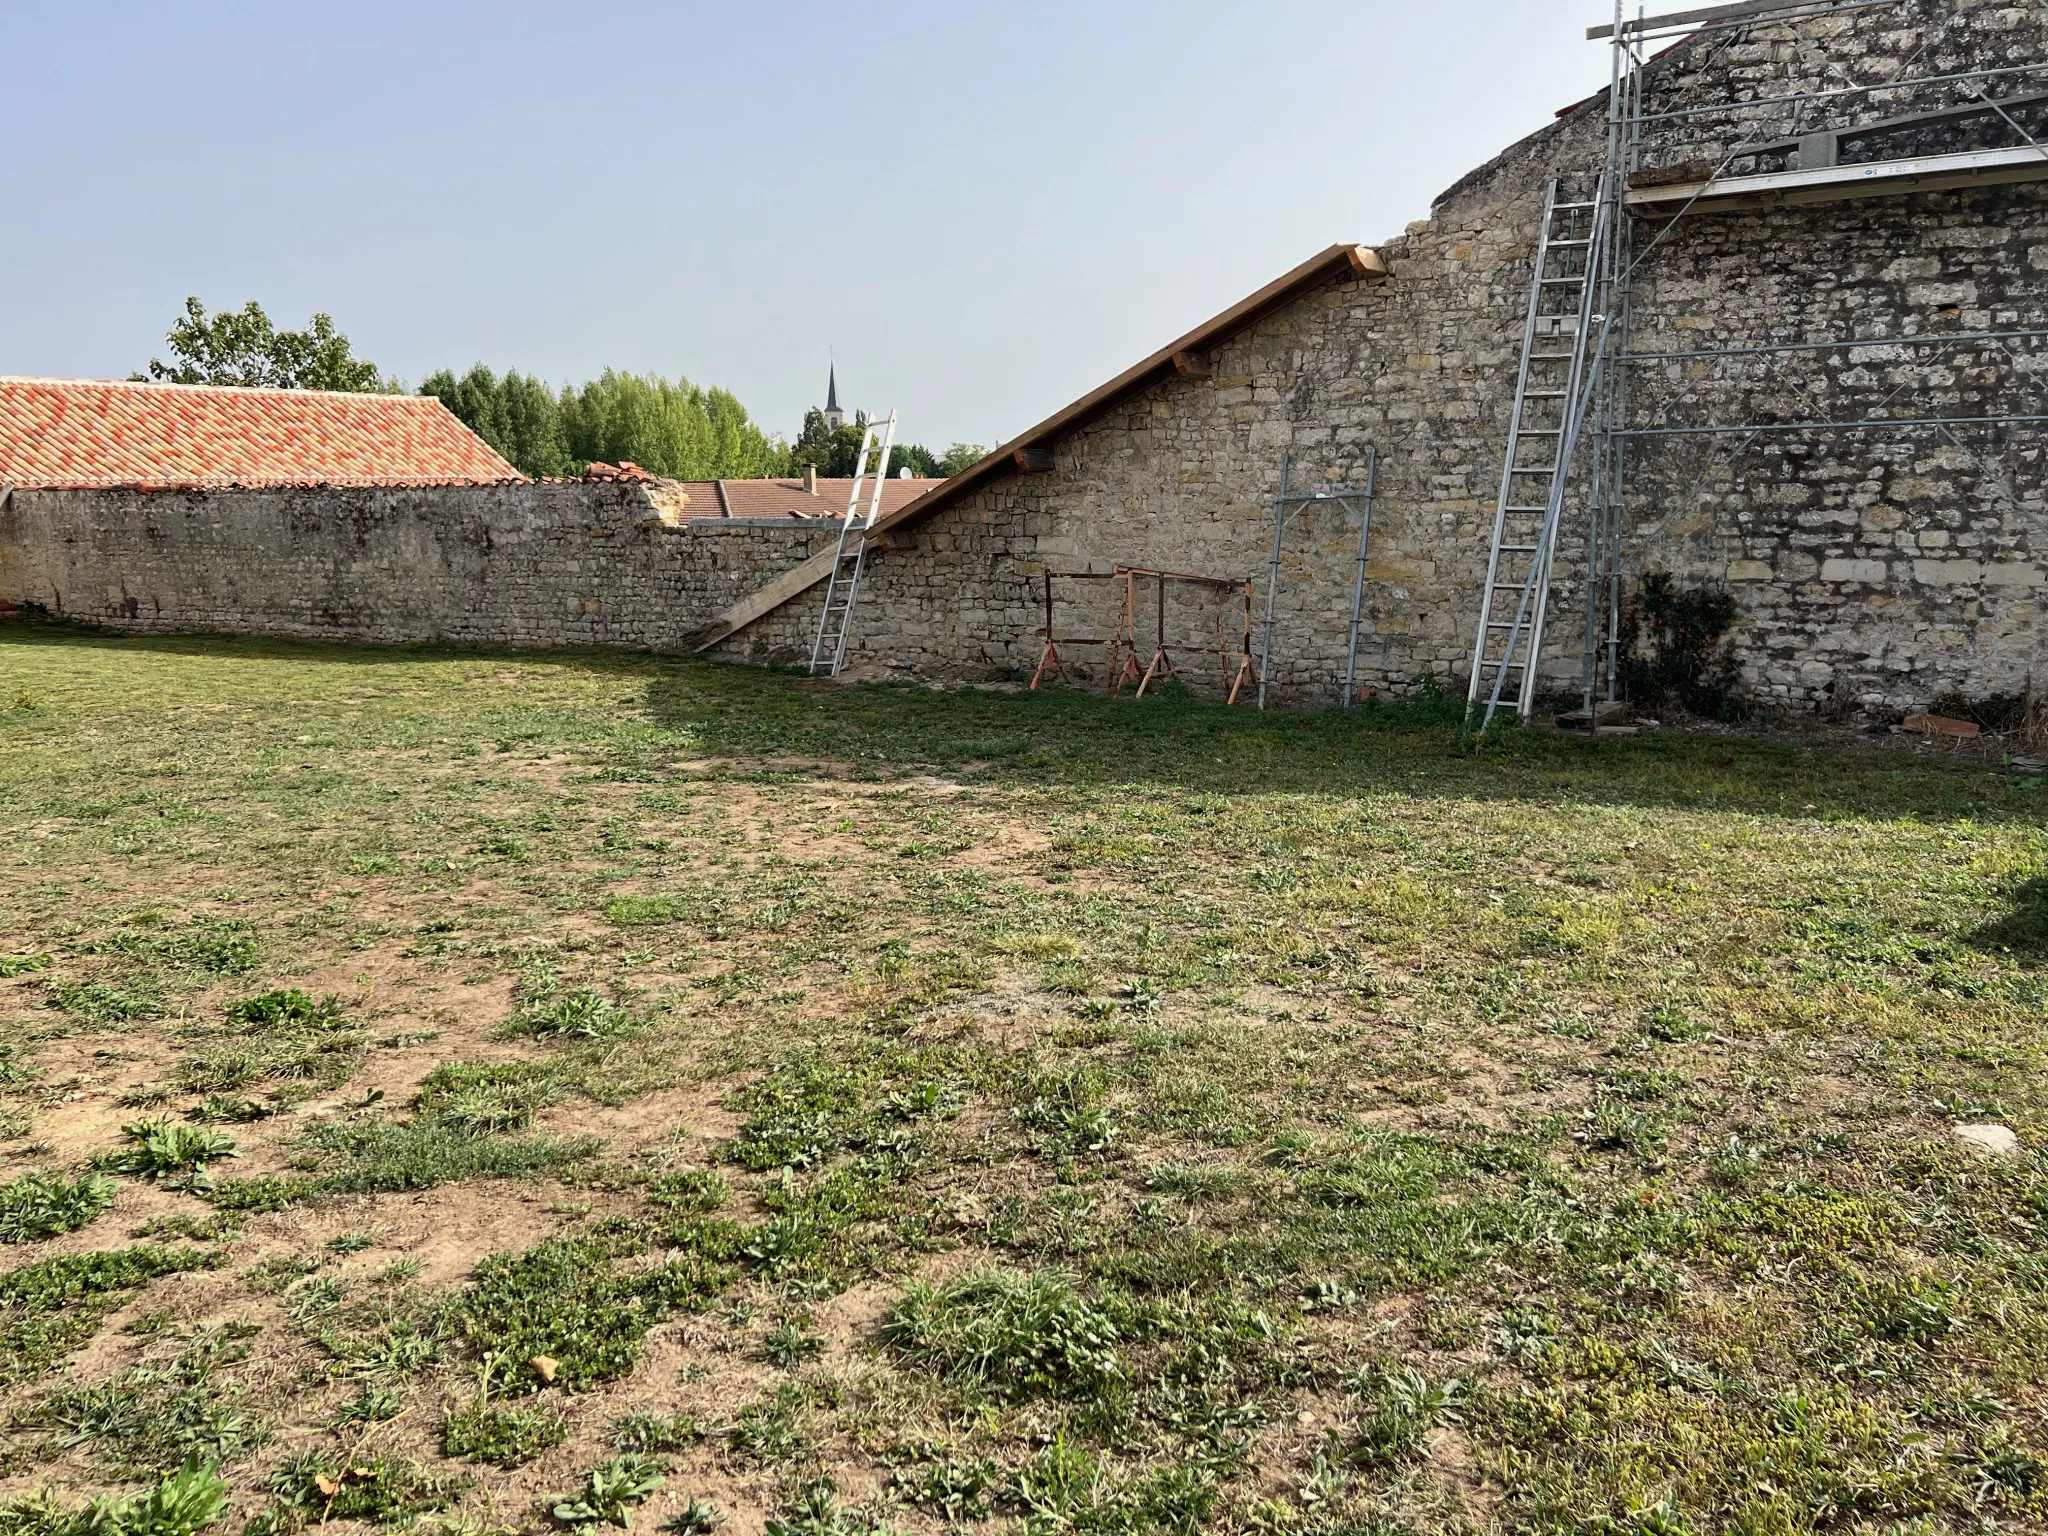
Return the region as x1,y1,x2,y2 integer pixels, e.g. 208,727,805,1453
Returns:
0,377,524,490
670,477,944,521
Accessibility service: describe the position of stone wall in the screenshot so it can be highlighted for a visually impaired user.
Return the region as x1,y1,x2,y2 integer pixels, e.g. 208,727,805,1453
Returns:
821,0,2048,713
1617,0,2048,712
0,482,827,658
4,1,2042,715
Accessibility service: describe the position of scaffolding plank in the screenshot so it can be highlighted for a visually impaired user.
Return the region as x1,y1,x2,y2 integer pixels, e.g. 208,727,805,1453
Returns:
1588,0,1849,40
1626,143,2048,213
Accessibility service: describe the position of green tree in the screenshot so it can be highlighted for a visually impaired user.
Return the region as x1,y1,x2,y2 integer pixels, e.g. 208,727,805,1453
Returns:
890,443,941,478
701,386,790,478
790,407,866,477
420,366,574,478
141,298,389,391
560,371,788,479
793,414,974,481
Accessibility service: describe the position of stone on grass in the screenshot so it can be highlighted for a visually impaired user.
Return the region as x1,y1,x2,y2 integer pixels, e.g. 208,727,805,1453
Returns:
1954,1123,2020,1158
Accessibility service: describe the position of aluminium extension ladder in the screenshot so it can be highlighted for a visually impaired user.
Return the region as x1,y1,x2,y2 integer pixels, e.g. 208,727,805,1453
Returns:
809,409,900,676
1467,176,1613,727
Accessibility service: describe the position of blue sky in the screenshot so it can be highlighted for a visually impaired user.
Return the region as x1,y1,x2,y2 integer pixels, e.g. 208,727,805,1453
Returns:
1,2,1614,451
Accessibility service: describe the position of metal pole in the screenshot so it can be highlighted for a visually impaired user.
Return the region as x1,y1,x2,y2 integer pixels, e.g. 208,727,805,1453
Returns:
1607,12,1644,708
1585,0,1627,718
1257,454,1289,710
1621,328,2048,364
1342,447,1378,709
1617,413,2048,437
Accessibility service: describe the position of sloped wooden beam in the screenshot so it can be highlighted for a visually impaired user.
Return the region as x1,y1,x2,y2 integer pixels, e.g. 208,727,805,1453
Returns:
864,243,1373,542
683,545,840,653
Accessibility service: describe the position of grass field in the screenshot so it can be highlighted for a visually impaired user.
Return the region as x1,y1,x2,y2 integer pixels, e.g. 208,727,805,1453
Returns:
0,623,2044,1536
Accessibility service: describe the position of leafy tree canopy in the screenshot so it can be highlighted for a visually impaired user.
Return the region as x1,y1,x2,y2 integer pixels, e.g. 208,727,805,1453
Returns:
419,366,575,478
424,366,790,481
562,371,787,480
791,408,870,478
791,414,979,481
891,442,942,478
140,298,389,392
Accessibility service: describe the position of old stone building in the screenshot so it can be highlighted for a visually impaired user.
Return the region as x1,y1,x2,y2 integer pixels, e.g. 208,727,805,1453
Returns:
6,0,2045,716
785,0,2048,713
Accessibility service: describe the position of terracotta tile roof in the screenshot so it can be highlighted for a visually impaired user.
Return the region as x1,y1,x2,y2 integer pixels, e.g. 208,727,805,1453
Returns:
672,477,945,521
0,376,523,490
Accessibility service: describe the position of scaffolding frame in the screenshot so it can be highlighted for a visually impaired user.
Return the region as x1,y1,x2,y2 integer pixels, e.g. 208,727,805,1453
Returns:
1108,566,1260,704
1261,451,1379,710
1029,569,1118,690
1563,0,2048,720
1030,567,1260,704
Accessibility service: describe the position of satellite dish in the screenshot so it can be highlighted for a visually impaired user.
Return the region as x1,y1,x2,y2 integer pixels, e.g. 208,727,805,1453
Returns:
898,466,912,478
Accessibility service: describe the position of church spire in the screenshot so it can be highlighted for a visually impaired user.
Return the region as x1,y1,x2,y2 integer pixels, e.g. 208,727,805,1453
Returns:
823,363,843,429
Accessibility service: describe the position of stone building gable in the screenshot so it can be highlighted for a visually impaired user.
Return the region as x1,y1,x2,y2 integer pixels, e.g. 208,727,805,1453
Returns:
768,110,1606,704
793,0,2048,714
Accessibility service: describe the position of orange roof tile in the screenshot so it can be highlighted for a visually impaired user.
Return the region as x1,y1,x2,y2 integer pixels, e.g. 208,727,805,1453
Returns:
0,377,523,490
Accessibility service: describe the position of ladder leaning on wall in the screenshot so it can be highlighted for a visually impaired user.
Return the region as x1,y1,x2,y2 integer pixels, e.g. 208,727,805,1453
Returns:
1467,176,1613,728
809,409,899,677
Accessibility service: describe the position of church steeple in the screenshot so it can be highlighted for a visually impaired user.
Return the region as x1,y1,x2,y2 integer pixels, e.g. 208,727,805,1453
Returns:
822,364,844,429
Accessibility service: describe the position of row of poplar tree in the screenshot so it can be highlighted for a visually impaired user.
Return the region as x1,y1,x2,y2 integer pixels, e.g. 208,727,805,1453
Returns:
139,299,984,483
423,365,986,482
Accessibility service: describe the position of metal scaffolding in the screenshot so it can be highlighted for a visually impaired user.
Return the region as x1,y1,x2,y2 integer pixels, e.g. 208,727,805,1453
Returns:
1261,451,1379,710
1491,0,2048,728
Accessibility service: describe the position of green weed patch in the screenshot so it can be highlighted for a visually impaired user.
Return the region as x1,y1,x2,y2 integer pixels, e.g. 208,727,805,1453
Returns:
255,1451,466,1533
0,1247,221,1385
206,1116,594,1212
885,1270,1123,1400
7,630,2048,1531
0,1458,229,1536
441,1400,566,1466
100,1120,237,1180
92,921,258,977
550,1454,665,1528
0,1171,117,1243
178,990,363,1097
27,1322,267,1477
443,1231,735,1394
